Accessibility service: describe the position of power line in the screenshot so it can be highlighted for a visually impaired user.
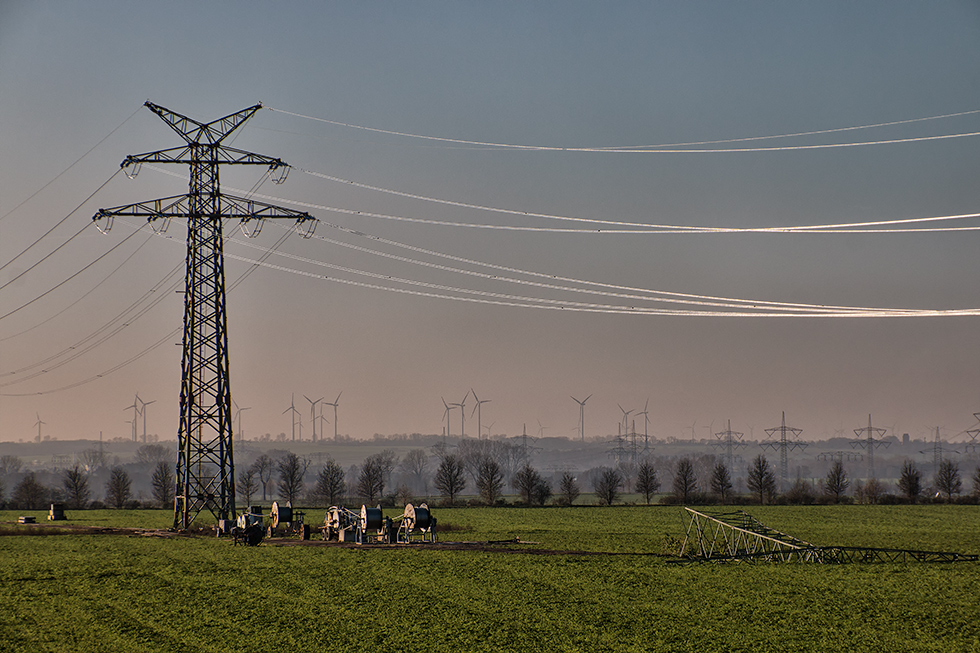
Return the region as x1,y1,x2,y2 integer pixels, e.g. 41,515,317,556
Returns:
0,169,121,274
0,106,141,225
0,226,145,321
268,106,980,152
258,222,911,315
149,162,980,235
0,220,296,396
0,231,159,342
223,247,980,318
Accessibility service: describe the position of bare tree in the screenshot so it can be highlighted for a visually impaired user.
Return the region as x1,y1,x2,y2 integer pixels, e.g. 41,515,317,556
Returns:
375,449,399,490
12,472,48,509
476,458,504,505
635,459,660,505
105,466,132,509
62,464,91,509
823,460,850,503
897,460,922,503
592,468,623,506
136,444,174,466
973,466,980,498
709,462,732,502
557,472,580,506
434,454,466,504
251,454,275,502
935,460,962,502
672,458,698,503
0,454,23,476
81,448,107,470
746,455,776,504
236,466,258,507
151,461,175,508
357,454,388,503
314,459,347,506
856,478,886,505
400,449,430,494
277,453,307,504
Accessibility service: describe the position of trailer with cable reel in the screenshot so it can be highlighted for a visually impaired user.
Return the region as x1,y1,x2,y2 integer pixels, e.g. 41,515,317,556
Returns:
397,503,437,543
320,503,437,545
269,501,309,540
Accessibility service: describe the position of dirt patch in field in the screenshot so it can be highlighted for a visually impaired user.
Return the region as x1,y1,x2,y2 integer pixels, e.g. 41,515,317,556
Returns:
0,521,194,538
263,536,671,557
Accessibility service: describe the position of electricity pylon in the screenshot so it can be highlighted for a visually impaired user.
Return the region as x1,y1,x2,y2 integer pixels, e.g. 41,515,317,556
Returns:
850,414,889,480
93,102,314,530
762,411,807,492
711,419,746,477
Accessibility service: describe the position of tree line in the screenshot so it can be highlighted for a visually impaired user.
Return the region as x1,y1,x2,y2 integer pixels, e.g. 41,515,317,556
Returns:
3,446,978,511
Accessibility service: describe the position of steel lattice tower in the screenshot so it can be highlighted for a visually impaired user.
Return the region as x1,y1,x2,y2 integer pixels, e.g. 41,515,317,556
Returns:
850,414,889,480
762,411,806,492
94,102,314,529
711,419,746,477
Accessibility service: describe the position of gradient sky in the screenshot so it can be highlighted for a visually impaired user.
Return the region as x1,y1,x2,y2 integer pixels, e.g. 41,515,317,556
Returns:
3,2,980,446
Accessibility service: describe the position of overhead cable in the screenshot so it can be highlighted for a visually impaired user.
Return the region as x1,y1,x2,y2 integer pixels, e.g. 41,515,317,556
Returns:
256,223,906,315
221,250,980,318
148,163,980,235
0,106,141,224
0,226,145,321
268,106,980,152
0,169,121,274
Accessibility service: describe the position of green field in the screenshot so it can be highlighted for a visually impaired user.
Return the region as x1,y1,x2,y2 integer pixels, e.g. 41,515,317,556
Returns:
1,506,978,652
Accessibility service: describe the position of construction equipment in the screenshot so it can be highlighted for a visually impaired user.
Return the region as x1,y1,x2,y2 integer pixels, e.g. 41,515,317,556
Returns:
322,504,437,545
396,503,437,543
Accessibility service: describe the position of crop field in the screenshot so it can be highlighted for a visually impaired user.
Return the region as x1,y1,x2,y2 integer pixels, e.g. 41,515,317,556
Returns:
1,505,978,652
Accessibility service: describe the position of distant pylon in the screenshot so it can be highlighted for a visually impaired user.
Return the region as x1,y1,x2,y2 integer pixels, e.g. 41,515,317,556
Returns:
762,411,806,492
94,102,315,530
851,414,889,479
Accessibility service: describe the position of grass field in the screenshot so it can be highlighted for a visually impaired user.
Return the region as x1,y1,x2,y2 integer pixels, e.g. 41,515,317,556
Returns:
1,505,978,652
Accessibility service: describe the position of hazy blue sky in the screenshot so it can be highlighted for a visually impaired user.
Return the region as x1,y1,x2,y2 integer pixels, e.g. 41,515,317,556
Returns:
3,2,980,445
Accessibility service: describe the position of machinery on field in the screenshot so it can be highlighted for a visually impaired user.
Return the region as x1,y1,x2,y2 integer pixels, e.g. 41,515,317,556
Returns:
322,503,437,545
233,505,264,546
270,501,309,540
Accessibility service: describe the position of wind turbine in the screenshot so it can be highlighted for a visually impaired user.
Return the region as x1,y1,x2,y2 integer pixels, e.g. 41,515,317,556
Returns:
441,397,455,438
304,395,324,443
34,413,45,442
617,404,633,436
471,390,491,441
283,394,302,441
483,421,496,439
324,392,342,441
139,397,156,443
636,397,651,451
233,400,251,442
571,395,591,442
125,395,142,442
450,391,469,439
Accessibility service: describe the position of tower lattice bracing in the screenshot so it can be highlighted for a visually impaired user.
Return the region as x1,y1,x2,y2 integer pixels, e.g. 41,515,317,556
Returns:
94,102,314,529
762,411,806,492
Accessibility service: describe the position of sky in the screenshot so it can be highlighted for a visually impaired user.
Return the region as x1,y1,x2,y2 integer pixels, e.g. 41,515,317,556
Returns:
2,1,980,447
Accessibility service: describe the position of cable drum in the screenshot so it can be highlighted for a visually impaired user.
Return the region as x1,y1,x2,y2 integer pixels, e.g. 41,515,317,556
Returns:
360,505,383,531
271,501,293,529
404,503,431,531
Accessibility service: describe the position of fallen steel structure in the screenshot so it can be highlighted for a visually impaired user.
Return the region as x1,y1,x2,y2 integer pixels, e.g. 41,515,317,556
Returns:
679,508,978,564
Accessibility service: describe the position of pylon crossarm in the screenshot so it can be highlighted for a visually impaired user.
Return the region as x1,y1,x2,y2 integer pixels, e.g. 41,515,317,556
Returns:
220,195,314,224
92,196,192,229
145,101,261,146
121,145,287,170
